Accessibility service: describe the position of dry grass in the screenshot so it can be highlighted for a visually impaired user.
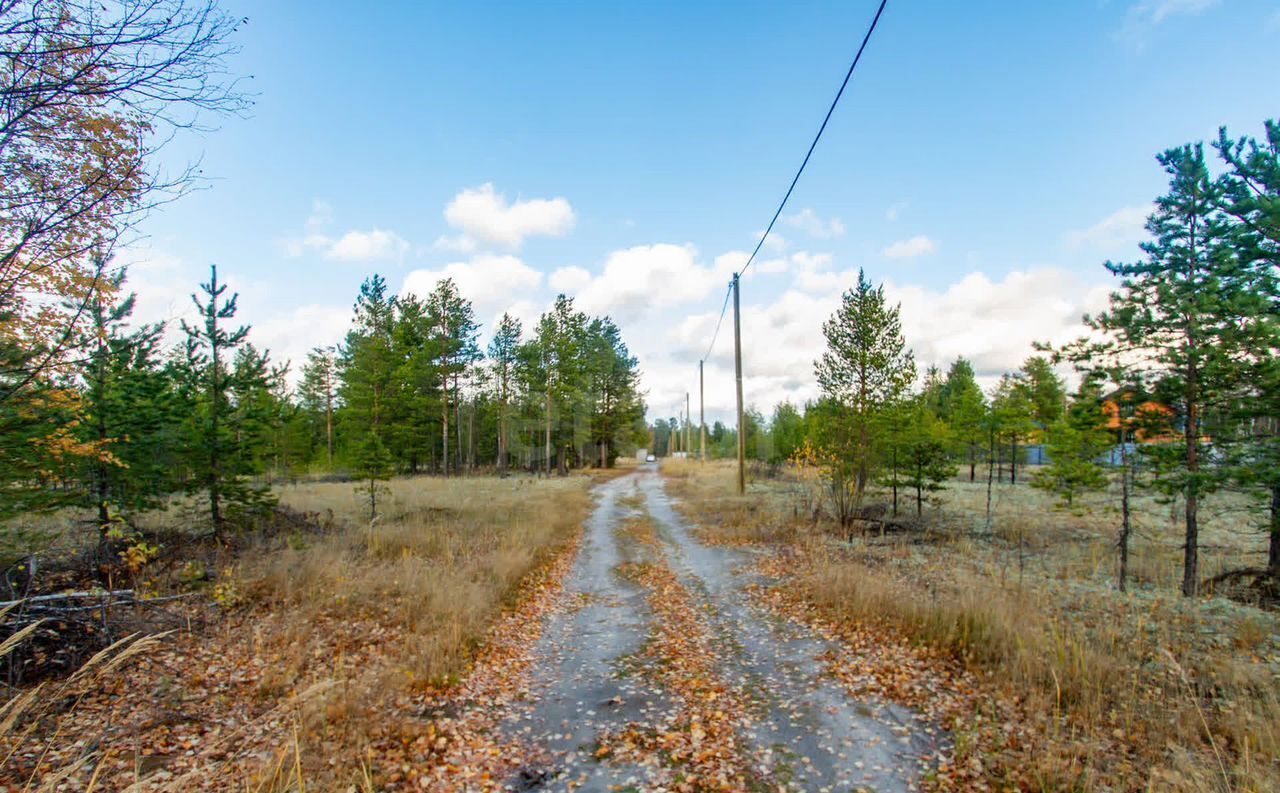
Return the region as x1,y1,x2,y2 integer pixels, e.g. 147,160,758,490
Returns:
1,472,595,790
256,475,588,685
666,459,1280,792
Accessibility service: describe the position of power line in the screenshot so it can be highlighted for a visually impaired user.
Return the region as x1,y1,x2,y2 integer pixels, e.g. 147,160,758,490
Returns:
737,0,889,279
702,282,733,362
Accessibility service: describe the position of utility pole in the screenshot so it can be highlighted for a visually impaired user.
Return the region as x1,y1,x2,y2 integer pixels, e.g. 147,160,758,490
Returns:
686,392,691,459
732,273,745,495
699,360,706,462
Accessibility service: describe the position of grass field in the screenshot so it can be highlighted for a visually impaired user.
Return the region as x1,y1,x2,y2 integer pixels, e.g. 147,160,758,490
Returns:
661,458,1280,792
1,472,597,791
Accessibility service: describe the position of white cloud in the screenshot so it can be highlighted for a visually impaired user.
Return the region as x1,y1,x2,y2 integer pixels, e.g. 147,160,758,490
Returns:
443,183,575,250
883,235,937,259
252,304,351,378
118,244,351,387
885,269,1111,386
783,208,845,239
325,229,409,262
645,265,1113,421
401,254,544,323
575,243,735,324
549,265,592,293
283,200,409,263
1063,205,1150,252
756,231,789,252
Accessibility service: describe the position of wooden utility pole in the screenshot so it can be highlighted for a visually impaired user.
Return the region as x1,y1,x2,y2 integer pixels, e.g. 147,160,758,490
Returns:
686,392,691,458
699,360,706,462
732,273,745,495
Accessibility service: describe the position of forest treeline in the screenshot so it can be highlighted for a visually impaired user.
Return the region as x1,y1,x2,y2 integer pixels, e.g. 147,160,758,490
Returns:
653,121,1280,597
2,263,647,542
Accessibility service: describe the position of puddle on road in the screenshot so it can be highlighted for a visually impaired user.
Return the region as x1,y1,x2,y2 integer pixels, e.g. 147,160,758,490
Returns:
501,467,944,791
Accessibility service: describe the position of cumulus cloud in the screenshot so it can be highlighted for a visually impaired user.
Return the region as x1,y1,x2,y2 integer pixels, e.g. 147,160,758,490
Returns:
783,208,845,239
401,254,544,323
325,229,409,262
549,265,592,293
575,243,736,324
1063,205,1151,253
645,265,1113,421
283,200,409,263
883,235,937,259
443,183,575,250
252,304,351,377
885,269,1111,385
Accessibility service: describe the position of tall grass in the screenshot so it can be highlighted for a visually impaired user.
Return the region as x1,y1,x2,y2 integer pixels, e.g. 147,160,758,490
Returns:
668,460,1280,792
2,472,594,790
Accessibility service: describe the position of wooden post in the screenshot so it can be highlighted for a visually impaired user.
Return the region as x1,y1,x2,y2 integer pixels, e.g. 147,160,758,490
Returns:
732,273,745,495
699,360,706,462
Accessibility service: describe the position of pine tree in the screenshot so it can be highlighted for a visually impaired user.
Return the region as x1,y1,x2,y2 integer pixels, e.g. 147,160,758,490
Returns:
180,265,274,537
903,403,956,518
938,357,987,481
1032,380,1110,510
76,266,173,536
1018,356,1067,433
769,401,806,465
990,373,1035,485
488,313,522,474
339,275,398,489
1216,120,1280,583
425,279,480,476
298,347,338,469
813,268,916,526
1090,144,1242,596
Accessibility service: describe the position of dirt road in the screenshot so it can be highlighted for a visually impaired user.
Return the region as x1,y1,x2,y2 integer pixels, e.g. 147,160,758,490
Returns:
500,466,942,791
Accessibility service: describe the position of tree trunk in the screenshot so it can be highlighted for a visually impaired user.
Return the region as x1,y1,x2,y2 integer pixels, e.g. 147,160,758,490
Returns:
325,364,334,468
915,460,923,517
1010,435,1018,485
441,367,450,477
890,445,898,517
209,281,222,538
1183,368,1200,597
1119,427,1132,593
985,428,995,534
1268,484,1280,579
544,391,552,476
968,444,976,482
454,374,463,475
497,410,507,475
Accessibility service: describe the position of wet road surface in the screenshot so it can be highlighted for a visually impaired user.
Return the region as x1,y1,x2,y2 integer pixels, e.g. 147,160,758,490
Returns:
502,466,942,791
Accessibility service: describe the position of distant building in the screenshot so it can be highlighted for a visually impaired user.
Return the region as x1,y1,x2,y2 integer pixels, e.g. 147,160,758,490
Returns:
635,448,649,462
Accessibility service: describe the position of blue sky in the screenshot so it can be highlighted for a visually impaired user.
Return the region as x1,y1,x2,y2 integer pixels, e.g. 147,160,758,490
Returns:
127,0,1280,422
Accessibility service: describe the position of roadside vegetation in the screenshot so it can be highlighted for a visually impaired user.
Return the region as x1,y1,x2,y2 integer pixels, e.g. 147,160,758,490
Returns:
2,473,595,789
663,458,1279,791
